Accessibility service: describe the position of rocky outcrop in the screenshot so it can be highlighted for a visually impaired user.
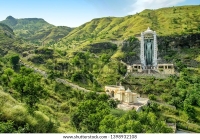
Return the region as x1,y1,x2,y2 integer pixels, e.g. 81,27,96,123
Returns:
83,42,117,54
121,39,140,65
157,33,200,56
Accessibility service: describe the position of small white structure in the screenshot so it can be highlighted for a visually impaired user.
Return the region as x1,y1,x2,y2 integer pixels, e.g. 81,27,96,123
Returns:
127,64,143,73
105,85,138,104
105,85,149,111
157,64,175,74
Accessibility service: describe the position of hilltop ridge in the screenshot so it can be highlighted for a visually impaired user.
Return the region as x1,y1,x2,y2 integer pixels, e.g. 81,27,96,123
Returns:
0,16,73,45
60,5,200,44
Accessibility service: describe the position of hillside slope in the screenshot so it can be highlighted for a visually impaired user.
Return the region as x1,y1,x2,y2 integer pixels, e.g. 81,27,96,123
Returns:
1,16,54,39
61,5,200,43
0,4,200,133
29,26,74,45
0,16,73,45
0,23,15,45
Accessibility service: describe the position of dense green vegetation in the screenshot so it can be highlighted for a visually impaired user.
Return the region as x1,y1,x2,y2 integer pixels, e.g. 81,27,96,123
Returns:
0,5,200,133
1,16,54,39
0,16,73,45
29,26,74,46
60,5,200,43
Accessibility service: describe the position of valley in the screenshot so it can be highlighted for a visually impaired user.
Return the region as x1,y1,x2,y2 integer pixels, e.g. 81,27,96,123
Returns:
0,5,200,133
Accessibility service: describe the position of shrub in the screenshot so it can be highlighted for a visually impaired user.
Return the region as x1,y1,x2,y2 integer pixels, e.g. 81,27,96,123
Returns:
148,94,157,100
10,105,27,124
0,120,15,133
60,102,70,113
33,111,55,133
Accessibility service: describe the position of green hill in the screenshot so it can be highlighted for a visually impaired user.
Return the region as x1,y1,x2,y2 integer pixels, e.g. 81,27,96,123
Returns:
61,5,200,43
1,16,54,39
30,5,200,89
29,26,74,45
0,16,73,45
0,23,39,59
0,5,200,133
0,23,15,45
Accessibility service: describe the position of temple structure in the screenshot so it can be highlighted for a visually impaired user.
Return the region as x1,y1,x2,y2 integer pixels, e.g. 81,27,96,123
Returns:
105,85,149,111
105,85,139,104
126,27,175,75
140,27,157,69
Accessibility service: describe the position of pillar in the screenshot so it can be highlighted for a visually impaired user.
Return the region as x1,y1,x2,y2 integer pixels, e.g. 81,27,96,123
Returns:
140,32,145,69
153,31,157,67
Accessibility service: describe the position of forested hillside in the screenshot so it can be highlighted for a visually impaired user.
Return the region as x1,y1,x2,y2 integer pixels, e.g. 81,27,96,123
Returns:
28,26,74,45
1,16,54,38
0,5,200,133
0,16,73,45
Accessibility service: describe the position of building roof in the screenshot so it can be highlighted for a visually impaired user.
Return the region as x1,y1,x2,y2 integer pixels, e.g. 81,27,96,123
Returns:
126,88,132,93
144,27,154,34
119,86,125,91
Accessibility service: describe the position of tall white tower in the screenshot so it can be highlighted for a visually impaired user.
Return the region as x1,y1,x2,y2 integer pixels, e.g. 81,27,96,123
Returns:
140,27,157,69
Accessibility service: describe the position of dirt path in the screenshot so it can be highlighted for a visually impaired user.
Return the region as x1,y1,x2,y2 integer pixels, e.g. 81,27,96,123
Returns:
19,60,92,92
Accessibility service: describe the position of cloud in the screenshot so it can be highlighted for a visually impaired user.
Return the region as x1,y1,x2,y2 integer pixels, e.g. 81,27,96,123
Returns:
128,0,185,14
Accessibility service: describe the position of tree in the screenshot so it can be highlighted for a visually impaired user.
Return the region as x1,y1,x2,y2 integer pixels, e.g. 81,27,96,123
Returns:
20,67,33,76
4,68,14,82
108,99,118,108
184,104,196,121
70,110,83,131
70,99,110,132
148,94,157,100
12,74,26,101
118,63,127,75
12,67,33,101
0,121,15,133
99,114,117,133
98,94,109,101
84,92,97,100
71,71,83,82
1,74,8,86
48,70,56,82
153,121,173,133
82,113,102,132
71,55,80,66
148,13,151,17
125,120,142,133
12,68,45,113
100,53,110,63
23,73,44,111
10,54,20,70
173,8,176,13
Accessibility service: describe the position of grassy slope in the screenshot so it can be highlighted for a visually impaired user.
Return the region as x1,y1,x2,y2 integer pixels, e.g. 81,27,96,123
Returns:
61,5,200,43
29,26,74,45
50,5,200,63
0,84,76,133
1,16,54,38
0,16,74,45
0,23,14,44
0,23,14,59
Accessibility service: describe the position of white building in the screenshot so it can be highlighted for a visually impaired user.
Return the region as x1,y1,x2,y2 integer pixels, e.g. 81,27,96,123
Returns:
140,27,158,69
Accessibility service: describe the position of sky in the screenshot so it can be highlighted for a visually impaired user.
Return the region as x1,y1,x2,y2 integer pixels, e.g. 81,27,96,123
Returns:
0,0,199,27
